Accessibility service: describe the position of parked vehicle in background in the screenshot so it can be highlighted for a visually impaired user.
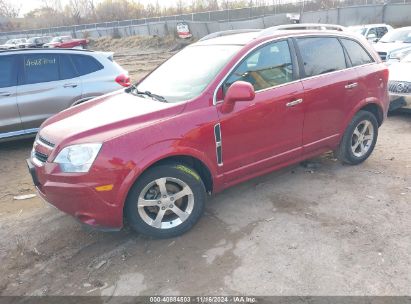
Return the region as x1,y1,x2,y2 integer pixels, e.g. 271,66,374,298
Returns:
0,49,130,141
44,36,88,49
27,29,389,238
387,53,411,111
374,26,411,61
0,39,17,49
21,36,52,48
348,24,393,43
0,39,26,49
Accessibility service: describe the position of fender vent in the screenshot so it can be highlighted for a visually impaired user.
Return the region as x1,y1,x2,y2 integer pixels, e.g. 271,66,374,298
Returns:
214,123,223,166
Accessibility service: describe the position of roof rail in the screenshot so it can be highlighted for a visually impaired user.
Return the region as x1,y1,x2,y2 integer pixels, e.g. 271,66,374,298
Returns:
259,23,347,37
199,29,261,42
0,48,94,54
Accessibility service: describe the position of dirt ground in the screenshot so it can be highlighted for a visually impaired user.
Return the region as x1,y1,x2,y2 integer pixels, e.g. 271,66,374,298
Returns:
0,39,410,296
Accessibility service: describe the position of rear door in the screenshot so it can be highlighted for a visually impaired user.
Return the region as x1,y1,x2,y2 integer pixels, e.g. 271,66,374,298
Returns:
70,54,110,99
340,38,384,112
17,53,82,130
295,36,359,154
0,55,22,137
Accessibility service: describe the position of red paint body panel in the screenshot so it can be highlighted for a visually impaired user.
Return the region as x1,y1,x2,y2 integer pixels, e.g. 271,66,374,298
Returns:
29,31,389,230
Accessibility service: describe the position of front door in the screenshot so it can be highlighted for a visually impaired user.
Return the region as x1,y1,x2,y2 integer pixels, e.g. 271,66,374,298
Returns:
216,39,305,184
0,55,22,138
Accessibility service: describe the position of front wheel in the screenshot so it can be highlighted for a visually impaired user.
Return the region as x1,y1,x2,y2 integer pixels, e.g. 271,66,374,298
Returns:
336,110,379,165
125,164,206,238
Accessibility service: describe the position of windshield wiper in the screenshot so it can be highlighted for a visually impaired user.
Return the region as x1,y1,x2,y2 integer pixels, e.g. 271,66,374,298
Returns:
126,84,167,103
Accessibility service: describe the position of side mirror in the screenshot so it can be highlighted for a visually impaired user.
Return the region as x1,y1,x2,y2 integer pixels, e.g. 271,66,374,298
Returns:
224,81,255,105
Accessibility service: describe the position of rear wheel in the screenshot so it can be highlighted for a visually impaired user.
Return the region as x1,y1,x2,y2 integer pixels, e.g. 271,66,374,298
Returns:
336,110,378,165
125,164,206,238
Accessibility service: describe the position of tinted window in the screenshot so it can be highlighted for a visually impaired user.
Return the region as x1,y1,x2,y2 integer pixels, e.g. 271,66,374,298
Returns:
341,39,374,67
70,55,103,76
23,54,59,85
0,55,17,88
60,55,78,80
225,40,293,92
297,37,347,77
376,27,388,38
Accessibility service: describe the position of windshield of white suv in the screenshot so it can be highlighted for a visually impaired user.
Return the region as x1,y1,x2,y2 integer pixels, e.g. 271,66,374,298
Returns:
135,45,241,103
380,28,411,43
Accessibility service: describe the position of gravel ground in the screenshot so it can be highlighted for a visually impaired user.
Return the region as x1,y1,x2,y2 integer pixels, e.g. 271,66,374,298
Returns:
0,43,410,296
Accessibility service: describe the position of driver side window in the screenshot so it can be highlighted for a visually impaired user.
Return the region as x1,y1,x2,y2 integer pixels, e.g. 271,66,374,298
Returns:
224,40,293,93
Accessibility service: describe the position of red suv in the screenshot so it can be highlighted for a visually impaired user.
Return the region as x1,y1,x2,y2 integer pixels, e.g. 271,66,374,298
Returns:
27,30,389,238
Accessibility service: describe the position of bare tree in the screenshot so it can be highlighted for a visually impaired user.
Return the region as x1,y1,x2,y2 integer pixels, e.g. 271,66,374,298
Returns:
0,0,20,18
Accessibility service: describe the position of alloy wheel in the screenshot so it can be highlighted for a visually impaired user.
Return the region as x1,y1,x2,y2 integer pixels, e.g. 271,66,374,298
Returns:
351,119,374,158
137,177,194,229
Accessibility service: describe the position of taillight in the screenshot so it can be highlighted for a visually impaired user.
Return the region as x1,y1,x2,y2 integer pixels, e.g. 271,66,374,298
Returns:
115,74,131,87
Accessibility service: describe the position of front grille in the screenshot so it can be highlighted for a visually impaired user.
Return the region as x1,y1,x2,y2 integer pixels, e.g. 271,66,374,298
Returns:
38,135,55,148
378,52,387,61
34,151,48,163
388,81,411,94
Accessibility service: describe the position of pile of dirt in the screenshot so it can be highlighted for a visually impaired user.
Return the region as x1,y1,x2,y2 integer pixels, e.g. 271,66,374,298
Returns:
89,35,192,52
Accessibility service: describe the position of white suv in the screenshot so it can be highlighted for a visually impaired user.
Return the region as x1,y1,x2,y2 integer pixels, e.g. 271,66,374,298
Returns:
0,48,129,141
348,24,393,43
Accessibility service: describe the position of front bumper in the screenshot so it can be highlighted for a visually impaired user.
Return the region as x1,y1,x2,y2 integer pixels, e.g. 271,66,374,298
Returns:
26,158,124,230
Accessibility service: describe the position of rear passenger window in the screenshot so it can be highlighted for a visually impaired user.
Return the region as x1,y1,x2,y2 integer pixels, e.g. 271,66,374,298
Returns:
0,55,17,88
70,55,103,76
297,37,347,77
23,54,59,85
224,40,293,92
60,55,78,80
341,39,374,67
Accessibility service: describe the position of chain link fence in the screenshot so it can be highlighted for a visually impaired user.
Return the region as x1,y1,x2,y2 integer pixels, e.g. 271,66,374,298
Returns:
1,1,411,40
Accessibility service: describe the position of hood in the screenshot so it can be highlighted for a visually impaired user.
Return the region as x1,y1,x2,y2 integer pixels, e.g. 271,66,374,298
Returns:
374,42,411,53
388,62,411,81
40,91,185,147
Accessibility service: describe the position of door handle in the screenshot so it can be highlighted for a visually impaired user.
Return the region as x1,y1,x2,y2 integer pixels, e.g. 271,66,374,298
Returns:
0,92,11,97
63,83,78,88
286,98,303,107
345,82,358,89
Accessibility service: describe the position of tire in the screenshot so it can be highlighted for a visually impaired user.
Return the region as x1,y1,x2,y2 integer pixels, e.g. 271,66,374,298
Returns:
124,163,206,238
336,110,379,165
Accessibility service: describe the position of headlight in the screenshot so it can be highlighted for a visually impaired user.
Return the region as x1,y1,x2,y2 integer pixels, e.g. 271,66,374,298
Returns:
389,49,411,61
54,143,102,173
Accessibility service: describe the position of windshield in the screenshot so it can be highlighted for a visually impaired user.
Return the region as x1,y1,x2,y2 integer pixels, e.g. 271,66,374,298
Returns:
136,45,241,103
349,27,366,36
5,40,14,44
27,37,38,43
380,28,411,43
51,37,62,42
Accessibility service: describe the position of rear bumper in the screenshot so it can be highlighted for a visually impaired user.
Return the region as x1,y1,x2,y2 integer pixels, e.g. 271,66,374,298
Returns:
26,158,124,230
389,94,411,110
